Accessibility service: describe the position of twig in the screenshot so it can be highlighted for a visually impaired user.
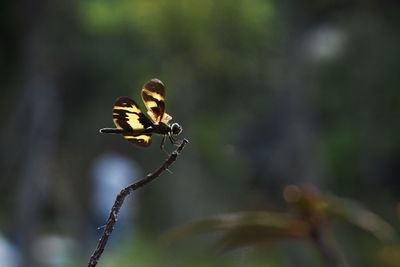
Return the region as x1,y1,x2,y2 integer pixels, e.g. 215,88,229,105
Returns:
88,139,189,267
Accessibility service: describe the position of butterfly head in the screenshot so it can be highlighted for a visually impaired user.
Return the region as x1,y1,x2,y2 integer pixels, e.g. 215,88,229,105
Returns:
171,122,183,136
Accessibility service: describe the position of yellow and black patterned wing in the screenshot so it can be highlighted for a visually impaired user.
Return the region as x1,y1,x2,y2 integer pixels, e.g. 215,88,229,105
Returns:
113,96,153,147
141,78,172,124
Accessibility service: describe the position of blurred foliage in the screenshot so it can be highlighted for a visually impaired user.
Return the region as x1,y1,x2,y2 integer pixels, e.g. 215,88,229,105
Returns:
164,185,397,265
94,234,289,267
377,245,400,267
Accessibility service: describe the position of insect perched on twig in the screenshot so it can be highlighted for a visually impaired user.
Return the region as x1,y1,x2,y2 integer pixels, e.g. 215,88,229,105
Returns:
100,78,183,152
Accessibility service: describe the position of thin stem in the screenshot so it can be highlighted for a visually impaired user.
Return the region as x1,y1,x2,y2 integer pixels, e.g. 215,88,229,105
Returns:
87,139,189,267
310,225,347,267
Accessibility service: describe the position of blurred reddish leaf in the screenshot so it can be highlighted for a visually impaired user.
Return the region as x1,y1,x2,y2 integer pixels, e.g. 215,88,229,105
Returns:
326,195,396,241
162,211,309,247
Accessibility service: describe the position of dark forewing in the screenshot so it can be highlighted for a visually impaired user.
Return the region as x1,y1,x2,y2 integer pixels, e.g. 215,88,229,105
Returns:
112,96,153,146
141,78,172,124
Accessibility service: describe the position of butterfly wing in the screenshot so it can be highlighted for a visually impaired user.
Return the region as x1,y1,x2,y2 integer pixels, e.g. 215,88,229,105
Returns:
113,96,153,147
141,78,172,124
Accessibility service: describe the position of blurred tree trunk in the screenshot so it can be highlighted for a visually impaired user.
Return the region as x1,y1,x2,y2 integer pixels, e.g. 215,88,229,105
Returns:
12,1,62,266
265,1,322,186
264,2,347,266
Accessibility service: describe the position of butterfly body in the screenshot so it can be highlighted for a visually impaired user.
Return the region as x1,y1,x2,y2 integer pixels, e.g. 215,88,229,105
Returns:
100,79,182,148
102,122,175,135
148,122,171,135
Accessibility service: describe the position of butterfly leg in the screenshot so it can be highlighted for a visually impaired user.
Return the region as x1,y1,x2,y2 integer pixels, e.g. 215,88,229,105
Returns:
168,135,179,146
160,135,170,155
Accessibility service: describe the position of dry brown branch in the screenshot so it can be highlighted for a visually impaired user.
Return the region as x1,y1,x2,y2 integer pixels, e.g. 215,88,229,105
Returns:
88,139,189,267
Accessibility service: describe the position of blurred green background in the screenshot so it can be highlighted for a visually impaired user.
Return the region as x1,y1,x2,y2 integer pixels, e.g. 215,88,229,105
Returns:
1,0,400,266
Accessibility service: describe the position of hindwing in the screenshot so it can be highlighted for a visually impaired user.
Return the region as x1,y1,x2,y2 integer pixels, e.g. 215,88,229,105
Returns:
141,79,172,124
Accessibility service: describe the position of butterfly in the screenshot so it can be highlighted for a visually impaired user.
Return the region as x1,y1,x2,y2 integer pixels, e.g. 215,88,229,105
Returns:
100,78,182,150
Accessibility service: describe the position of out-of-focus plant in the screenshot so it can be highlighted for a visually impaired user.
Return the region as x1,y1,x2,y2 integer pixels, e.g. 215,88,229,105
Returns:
376,244,400,267
163,185,396,266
